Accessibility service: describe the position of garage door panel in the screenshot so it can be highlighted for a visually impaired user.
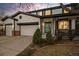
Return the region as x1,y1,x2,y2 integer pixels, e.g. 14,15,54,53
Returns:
21,25,38,36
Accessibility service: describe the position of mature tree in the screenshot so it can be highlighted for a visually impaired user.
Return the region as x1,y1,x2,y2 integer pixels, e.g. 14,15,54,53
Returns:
71,3,79,9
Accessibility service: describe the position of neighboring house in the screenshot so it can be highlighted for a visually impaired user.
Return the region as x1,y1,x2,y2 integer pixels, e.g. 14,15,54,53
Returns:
0,16,3,36
1,4,79,38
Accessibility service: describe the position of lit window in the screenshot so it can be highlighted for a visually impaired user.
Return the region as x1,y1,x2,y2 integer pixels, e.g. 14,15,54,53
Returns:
58,21,69,29
45,10,51,16
64,7,71,13
64,10,69,13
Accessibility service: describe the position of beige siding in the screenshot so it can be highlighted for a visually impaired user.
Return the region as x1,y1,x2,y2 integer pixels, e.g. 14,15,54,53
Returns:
15,21,19,31
4,18,13,24
4,18,13,36
15,14,40,23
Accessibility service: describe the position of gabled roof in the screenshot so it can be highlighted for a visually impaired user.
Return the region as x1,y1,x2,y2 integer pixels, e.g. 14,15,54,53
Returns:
1,16,18,21
1,11,41,21
11,11,41,18
1,16,9,21
41,13,79,19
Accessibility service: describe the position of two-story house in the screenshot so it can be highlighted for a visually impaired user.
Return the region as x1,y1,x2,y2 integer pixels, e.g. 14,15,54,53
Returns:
1,4,79,40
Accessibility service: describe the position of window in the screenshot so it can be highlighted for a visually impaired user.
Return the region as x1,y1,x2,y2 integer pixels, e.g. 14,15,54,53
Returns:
58,20,69,29
52,8,62,14
19,15,22,19
31,12,36,15
64,10,69,13
45,10,51,16
64,7,71,13
37,11,42,16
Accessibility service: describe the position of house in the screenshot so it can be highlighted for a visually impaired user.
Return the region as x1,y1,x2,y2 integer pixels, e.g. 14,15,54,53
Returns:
1,4,79,39
2,13,40,36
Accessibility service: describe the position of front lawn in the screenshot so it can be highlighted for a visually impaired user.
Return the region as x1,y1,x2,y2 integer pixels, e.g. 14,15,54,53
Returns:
17,40,79,56
33,41,79,56
17,43,41,56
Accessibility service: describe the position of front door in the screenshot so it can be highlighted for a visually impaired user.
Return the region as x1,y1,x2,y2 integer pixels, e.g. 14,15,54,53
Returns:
44,22,51,33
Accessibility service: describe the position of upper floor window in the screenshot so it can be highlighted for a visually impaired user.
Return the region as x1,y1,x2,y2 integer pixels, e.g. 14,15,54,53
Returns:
37,11,42,16
45,10,51,16
52,8,62,14
31,12,36,15
64,7,71,13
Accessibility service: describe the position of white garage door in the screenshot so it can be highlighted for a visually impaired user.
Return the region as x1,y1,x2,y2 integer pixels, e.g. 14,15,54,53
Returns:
21,25,38,36
6,25,13,36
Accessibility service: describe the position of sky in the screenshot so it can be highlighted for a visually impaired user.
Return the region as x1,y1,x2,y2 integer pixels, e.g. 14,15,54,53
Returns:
0,3,69,17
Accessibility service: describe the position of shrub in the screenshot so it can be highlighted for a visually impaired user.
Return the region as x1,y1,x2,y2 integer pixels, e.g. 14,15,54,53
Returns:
46,30,53,44
33,28,43,45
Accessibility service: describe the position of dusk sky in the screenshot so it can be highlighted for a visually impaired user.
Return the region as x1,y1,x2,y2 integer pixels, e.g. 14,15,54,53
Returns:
0,3,69,17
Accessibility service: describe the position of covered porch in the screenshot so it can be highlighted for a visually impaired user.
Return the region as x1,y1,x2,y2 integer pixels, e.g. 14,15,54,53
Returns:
40,13,79,40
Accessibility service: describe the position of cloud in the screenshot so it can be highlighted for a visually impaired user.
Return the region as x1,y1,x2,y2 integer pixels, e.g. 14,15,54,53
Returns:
0,3,64,16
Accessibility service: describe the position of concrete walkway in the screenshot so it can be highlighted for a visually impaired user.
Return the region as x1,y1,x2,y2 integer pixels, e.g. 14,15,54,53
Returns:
0,36,32,56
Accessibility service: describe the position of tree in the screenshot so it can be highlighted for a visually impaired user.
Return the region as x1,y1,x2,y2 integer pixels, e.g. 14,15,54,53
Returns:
71,3,79,9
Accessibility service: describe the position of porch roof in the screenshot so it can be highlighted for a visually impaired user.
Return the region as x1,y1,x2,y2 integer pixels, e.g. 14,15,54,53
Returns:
1,16,18,21
41,13,79,19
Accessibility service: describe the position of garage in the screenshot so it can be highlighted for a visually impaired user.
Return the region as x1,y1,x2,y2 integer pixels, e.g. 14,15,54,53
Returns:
6,25,13,36
21,25,38,36
18,22,39,36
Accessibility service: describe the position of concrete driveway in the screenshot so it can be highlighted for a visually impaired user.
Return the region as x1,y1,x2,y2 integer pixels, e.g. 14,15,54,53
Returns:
0,36,32,56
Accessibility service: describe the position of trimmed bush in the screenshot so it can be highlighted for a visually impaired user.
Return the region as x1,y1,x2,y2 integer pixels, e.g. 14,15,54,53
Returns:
46,30,53,44
33,28,43,45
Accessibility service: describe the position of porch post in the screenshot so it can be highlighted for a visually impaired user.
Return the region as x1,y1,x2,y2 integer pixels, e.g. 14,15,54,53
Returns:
13,20,15,36
40,18,43,33
4,24,6,36
52,18,56,37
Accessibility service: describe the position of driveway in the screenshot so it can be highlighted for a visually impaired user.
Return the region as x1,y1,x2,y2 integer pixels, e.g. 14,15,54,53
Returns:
0,36,32,56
